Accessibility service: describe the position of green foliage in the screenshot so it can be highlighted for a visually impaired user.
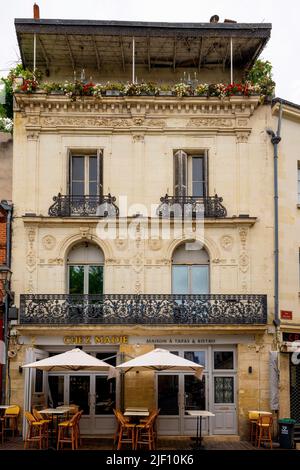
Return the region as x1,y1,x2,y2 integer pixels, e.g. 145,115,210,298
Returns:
246,60,275,97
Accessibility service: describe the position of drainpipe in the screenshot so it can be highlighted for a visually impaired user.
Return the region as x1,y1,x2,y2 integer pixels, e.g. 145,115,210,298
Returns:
1,200,13,404
266,101,282,327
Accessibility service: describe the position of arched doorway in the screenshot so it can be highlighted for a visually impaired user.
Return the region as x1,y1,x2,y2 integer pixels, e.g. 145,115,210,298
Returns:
67,242,104,294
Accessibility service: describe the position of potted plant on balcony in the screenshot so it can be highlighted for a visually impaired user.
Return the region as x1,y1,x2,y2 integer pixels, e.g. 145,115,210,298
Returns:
103,82,124,96
138,82,158,96
42,82,64,94
194,83,209,97
82,81,95,96
208,83,227,99
158,84,174,96
173,82,193,97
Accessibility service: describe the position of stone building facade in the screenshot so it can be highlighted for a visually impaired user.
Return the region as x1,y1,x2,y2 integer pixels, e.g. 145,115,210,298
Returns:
7,17,292,439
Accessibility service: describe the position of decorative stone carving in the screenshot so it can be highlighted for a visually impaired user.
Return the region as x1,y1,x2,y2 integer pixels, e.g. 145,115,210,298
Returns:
148,239,162,251
220,235,234,251
40,116,165,129
239,227,248,249
26,131,39,141
239,253,249,272
188,118,233,128
130,253,144,273
48,258,64,265
237,118,248,127
135,279,142,294
26,251,36,267
236,132,249,143
79,227,91,239
132,134,144,143
114,239,128,250
42,235,56,251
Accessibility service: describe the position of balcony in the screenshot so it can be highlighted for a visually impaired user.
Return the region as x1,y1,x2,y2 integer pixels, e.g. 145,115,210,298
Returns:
48,193,119,217
19,294,267,325
157,195,227,218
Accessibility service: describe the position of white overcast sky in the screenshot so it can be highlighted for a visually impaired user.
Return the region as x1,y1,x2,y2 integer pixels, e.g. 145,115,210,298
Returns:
1,0,299,103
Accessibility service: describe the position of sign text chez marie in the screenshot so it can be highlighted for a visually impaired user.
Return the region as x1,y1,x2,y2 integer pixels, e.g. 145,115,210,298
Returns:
63,335,128,345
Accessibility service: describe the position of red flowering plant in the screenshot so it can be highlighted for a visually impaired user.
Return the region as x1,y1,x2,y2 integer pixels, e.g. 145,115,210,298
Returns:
224,82,244,97
20,78,38,93
82,82,95,96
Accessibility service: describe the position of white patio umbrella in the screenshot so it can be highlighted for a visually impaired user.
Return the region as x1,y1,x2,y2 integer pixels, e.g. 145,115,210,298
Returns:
22,347,116,374
116,348,204,379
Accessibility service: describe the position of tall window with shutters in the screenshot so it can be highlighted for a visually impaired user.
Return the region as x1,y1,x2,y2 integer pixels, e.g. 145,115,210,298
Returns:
174,150,208,197
69,150,103,196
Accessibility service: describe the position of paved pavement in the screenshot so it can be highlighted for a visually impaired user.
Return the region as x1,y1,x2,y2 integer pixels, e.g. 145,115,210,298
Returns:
0,436,276,450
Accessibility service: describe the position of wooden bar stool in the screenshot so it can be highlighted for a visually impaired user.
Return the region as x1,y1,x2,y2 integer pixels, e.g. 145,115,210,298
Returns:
24,411,45,449
257,415,273,449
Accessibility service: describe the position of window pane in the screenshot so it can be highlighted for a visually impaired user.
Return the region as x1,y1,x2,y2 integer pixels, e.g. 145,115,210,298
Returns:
214,351,234,370
96,352,116,367
89,266,103,294
158,375,179,415
89,182,97,196
192,182,204,197
214,377,234,403
48,376,64,408
184,351,206,368
184,375,205,410
35,369,43,393
95,376,116,415
69,265,84,294
72,182,85,196
192,157,203,181
72,156,84,180
89,156,97,182
69,376,90,415
172,266,188,294
191,266,209,294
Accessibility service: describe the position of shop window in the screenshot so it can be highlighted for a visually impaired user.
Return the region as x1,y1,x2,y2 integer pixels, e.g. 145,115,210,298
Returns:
214,351,234,370
95,376,116,415
184,351,206,368
35,369,43,393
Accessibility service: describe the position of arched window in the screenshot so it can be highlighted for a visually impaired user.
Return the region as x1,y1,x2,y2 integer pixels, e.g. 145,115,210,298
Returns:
172,242,209,294
67,242,104,294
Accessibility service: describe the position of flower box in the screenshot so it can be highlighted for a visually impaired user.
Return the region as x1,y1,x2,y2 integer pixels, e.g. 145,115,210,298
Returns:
50,90,65,95
158,90,174,96
105,90,121,96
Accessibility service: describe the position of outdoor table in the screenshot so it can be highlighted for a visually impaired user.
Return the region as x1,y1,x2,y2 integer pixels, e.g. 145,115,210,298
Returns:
40,407,72,449
186,410,215,449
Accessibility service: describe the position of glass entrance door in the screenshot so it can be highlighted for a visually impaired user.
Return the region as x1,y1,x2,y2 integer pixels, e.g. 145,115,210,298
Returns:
157,373,207,435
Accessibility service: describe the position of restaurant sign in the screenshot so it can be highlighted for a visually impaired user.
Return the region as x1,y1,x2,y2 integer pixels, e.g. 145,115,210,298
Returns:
63,335,128,345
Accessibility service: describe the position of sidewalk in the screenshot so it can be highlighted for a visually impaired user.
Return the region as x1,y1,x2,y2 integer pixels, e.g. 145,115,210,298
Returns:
0,436,273,450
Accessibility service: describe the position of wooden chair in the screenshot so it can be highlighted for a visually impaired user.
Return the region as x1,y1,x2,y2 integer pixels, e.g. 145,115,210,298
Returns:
3,405,20,437
115,410,136,450
140,409,160,449
135,412,158,450
32,409,50,447
57,411,81,450
24,411,45,449
256,415,273,449
248,411,259,445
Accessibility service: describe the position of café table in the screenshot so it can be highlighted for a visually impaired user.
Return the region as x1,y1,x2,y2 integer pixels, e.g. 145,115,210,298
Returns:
40,407,72,449
186,410,215,449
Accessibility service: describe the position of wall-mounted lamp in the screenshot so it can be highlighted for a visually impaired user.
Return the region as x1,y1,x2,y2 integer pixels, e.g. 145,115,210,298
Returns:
248,366,253,374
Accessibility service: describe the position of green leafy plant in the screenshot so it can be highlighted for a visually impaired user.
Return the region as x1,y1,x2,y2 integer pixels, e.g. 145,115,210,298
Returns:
173,82,193,97
246,60,275,97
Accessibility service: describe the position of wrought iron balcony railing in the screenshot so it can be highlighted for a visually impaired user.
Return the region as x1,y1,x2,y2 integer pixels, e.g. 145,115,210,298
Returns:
157,194,227,218
48,193,119,217
19,294,267,325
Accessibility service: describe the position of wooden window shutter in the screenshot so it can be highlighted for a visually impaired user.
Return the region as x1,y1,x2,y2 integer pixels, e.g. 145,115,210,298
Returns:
203,149,209,197
98,149,103,196
174,150,188,197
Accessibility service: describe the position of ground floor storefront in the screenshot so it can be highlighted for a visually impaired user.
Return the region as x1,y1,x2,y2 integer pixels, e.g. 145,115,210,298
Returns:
8,326,273,439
